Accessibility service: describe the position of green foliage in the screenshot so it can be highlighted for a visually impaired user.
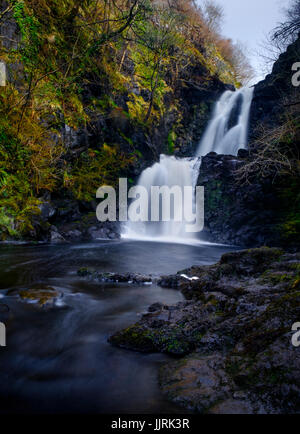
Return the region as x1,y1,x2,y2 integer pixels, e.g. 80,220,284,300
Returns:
0,0,246,238
0,123,43,238
13,0,41,68
64,145,136,202
279,178,300,244
167,130,176,154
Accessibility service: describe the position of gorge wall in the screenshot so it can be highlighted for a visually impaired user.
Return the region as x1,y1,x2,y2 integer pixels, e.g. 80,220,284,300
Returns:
0,0,239,242
198,35,300,248
1,1,299,247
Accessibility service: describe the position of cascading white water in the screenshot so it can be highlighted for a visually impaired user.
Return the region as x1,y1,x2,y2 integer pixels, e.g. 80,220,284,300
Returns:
123,155,201,243
122,87,254,243
197,87,254,157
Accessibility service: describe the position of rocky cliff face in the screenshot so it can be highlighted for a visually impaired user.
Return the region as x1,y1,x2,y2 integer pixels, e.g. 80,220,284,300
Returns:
250,34,300,139
197,152,282,247
79,69,232,169
198,35,300,248
171,77,234,157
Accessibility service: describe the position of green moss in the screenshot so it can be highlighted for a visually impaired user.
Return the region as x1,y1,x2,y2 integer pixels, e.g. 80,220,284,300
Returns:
18,287,59,306
260,271,294,285
65,146,135,202
205,180,231,219
167,130,177,155
156,328,192,356
77,268,90,277
277,167,300,245
109,325,156,352
226,353,290,391
13,1,41,67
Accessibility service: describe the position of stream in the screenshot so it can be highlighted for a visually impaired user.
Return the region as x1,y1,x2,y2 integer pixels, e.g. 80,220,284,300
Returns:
0,240,233,414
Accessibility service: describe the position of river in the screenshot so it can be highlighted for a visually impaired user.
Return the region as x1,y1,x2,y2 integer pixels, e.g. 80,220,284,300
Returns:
0,240,233,414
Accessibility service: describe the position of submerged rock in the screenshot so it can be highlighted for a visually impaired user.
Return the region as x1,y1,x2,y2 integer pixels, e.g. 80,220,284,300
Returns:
77,269,153,285
9,286,63,308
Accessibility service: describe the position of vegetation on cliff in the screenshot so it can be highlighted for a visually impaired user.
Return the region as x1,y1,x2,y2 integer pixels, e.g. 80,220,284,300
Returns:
0,0,251,239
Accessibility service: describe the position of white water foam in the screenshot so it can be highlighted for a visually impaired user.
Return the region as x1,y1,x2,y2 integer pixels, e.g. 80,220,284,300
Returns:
122,87,254,245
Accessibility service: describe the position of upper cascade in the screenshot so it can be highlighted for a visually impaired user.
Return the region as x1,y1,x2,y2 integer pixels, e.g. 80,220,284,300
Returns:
196,87,254,157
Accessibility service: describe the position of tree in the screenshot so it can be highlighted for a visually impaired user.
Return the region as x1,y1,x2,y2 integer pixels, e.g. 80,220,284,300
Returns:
130,3,182,122
258,0,300,80
201,0,224,34
235,117,300,185
272,0,300,49
230,42,255,85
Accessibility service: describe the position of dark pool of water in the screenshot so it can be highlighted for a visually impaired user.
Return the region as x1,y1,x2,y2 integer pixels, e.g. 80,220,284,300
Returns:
0,240,234,414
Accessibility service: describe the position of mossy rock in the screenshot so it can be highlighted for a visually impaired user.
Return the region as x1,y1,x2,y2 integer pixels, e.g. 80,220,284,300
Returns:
219,247,284,276
108,325,156,353
77,267,91,277
109,323,193,356
17,286,61,307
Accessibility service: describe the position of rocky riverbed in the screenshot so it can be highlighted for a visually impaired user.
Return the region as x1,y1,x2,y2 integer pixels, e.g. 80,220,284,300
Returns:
101,247,300,414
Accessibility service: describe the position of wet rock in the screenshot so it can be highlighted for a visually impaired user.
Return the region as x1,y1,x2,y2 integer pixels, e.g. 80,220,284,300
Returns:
208,399,257,415
98,272,153,284
108,232,118,240
50,228,66,243
65,229,82,240
237,149,250,158
38,201,56,220
197,153,282,247
219,247,284,276
250,36,300,140
9,286,63,308
159,353,233,413
77,267,90,277
109,325,157,353
88,227,108,239
109,248,300,413
86,222,120,240
158,275,185,289
148,303,165,313
77,269,153,285
109,322,194,356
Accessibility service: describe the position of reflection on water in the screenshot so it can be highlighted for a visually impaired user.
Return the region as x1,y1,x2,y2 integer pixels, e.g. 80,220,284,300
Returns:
0,240,234,414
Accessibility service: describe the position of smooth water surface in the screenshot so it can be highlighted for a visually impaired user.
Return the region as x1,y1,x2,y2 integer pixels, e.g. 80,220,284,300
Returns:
0,240,234,414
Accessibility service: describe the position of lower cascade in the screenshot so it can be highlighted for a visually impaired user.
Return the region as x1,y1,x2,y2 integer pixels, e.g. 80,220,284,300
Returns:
123,155,201,243
122,87,254,243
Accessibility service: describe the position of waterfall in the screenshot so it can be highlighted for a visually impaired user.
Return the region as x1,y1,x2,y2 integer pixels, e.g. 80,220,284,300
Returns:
122,87,253,244
197,87,254,157
122,155,201,244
